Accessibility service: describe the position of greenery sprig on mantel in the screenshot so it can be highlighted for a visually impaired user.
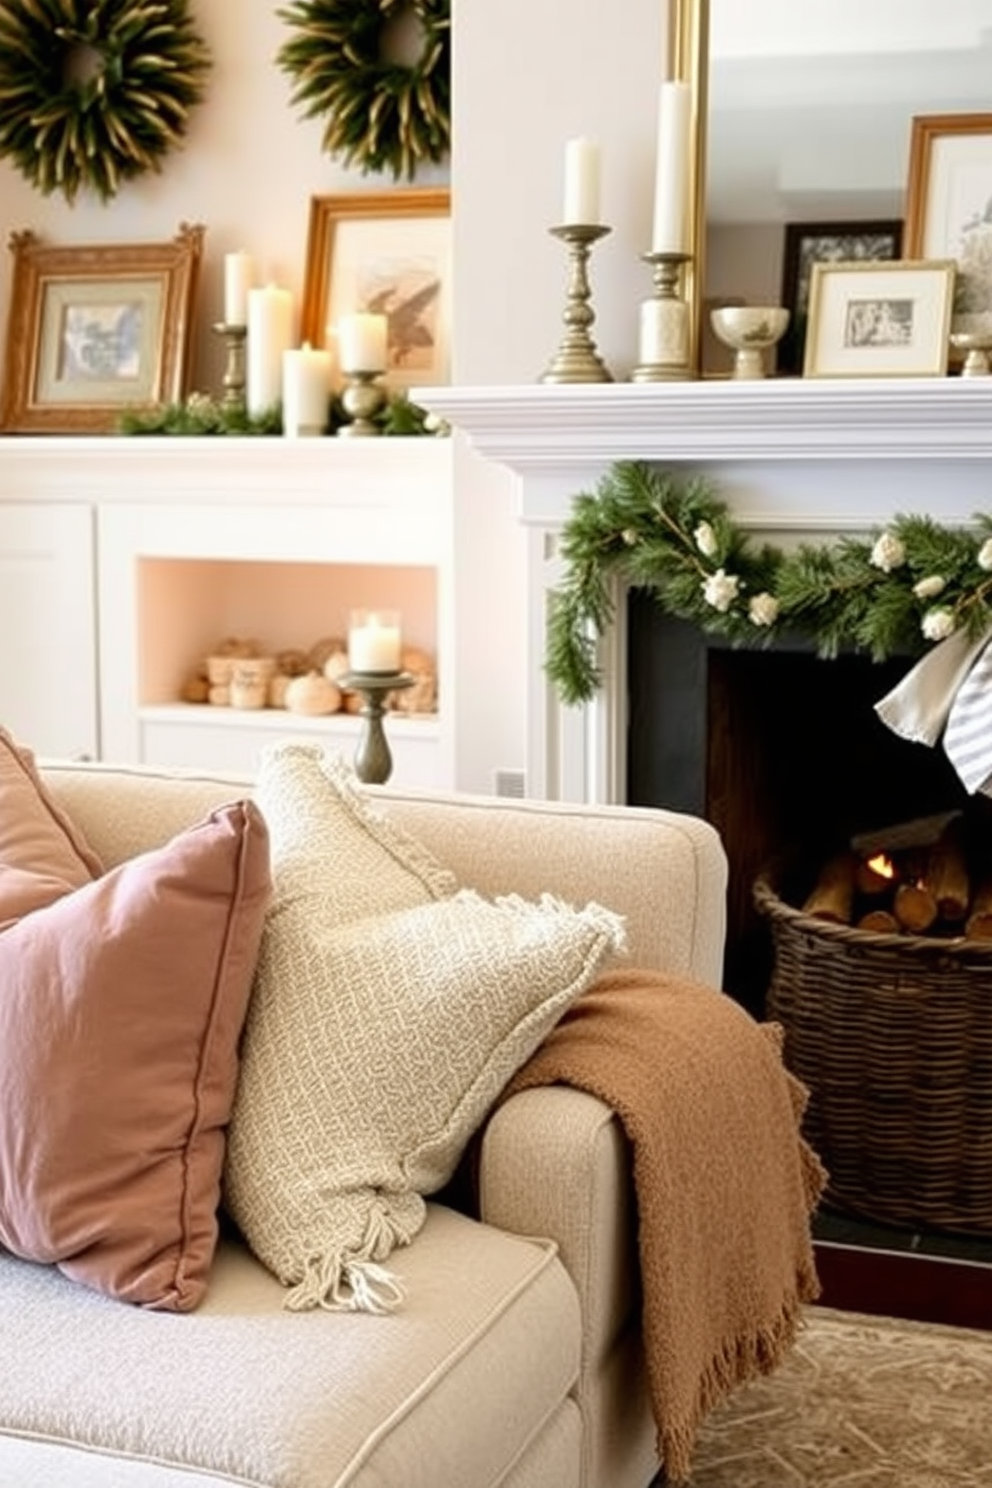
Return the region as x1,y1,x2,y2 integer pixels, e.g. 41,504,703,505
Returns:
118,391,449,438
547,461,992,706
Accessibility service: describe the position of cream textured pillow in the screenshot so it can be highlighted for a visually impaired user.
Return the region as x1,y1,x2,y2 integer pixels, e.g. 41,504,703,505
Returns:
226,886,625,1312
225,741,625,1311
251,740,457,923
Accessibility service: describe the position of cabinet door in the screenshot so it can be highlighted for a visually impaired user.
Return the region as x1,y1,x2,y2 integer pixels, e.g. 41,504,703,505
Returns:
0,504,97,758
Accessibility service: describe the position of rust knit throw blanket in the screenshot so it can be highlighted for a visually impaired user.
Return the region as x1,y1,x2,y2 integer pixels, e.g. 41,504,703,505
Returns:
502,967,827,1484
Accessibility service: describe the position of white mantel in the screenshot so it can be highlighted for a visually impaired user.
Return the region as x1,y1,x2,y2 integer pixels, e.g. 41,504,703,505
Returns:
418,378,992,804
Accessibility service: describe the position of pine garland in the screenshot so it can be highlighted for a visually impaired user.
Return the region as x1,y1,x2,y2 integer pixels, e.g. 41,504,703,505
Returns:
277,0,450,180
0,0,210,203
547,461,992,706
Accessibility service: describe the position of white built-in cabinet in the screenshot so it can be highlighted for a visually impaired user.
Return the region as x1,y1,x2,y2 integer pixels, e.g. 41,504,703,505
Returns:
0,436,455,786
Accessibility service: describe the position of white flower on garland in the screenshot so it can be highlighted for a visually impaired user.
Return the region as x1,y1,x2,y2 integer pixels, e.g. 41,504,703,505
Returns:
694,521,718,559
748,592,779,627
913,574,946,600
702,569,740,613
978,537,992,572
922,607,956,641
870,532,907,572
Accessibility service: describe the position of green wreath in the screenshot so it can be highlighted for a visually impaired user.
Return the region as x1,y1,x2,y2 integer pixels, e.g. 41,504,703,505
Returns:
277,0,450,180
547,461,992,706
0,0,210,203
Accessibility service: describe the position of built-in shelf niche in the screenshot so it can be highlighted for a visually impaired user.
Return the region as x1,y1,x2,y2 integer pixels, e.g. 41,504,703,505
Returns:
138,556,438,707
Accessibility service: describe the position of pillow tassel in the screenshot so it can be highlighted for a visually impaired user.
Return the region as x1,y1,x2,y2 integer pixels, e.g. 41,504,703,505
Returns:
283,1194,419,1314
285,1249,406,1314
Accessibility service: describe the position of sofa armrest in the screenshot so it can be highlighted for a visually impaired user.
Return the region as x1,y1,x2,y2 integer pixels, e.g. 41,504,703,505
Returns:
478,1085,638,1372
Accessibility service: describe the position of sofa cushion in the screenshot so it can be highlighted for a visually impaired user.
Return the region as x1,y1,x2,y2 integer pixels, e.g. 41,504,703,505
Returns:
0,1206,580,1488
225,742,625,1311
0,725,103,924
0,801,272,1311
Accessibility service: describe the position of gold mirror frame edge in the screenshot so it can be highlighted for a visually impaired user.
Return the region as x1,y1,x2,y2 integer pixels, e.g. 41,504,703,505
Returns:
669,0,709,375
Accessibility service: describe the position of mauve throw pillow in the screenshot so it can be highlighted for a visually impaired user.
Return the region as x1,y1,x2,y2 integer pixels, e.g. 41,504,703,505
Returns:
0,800,271,1310
0,725,103,924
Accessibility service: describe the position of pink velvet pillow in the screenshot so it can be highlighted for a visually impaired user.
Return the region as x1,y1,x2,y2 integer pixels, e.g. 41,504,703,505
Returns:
0,726,103,924
0,799,271,1310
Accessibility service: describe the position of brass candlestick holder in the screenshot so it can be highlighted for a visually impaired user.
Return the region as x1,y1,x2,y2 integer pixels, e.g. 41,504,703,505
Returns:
540,223,614,384
631,251,692,382
337,371,387,436
212,322,248,409
340,670,414,783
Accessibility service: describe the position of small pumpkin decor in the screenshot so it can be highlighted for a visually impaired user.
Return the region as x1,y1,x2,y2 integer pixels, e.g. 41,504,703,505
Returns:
276,0,450,179
0,0,211,203
284,671,343,717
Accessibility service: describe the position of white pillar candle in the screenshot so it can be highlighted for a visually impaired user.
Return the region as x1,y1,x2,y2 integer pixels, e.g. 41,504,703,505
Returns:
563,137,600,225
348,609,402,673
337,312,388,373
650,81,691,255
223,250,254,326
282,342,332,437
246,284,293,416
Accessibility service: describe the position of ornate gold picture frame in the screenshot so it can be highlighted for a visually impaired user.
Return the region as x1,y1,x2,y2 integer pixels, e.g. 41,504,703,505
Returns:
300,188,451,391
0,223,204,434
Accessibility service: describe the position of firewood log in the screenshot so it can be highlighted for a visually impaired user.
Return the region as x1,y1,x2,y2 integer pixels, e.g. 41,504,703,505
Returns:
927,817,970,922
965,876,992,941
802,852,857,924
856,908,901,934
893,880,939,935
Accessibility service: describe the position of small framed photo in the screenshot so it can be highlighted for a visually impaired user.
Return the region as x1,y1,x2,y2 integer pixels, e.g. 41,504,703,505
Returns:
301,188,451,391
904,113,992,343
803,260,956,379
0,224,204,434
778,220,903,375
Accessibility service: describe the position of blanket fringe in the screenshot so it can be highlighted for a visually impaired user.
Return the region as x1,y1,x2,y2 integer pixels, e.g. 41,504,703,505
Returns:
659,1293,814,1483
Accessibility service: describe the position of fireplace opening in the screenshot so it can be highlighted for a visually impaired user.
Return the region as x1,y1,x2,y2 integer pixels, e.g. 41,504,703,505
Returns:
625,592,974,1018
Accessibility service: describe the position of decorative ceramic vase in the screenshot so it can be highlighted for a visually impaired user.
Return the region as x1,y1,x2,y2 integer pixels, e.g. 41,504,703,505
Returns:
710,306,790,379
949,331,992,378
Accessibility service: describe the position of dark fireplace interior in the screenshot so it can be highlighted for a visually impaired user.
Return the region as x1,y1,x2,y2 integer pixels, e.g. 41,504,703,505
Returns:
626,591,975,1018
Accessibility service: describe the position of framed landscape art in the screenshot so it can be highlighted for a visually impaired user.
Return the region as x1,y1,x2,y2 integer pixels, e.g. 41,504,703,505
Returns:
904,113,992,345
803,260,955,379
778,220,903,375
300,188,451,392
0,224,204,434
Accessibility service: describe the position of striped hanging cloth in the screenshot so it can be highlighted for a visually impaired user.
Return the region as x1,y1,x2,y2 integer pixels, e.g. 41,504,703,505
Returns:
943,633,992,797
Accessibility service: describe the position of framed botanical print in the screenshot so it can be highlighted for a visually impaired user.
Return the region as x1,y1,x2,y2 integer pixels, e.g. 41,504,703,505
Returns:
904,113,992,346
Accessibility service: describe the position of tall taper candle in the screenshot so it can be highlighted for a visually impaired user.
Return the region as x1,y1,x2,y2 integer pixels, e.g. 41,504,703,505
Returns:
246,284,293,416
563,137,601,225
223,250,253,326
650,81,691,255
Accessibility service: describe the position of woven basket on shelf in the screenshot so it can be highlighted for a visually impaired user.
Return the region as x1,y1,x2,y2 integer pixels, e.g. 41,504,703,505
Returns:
754,860,992,1236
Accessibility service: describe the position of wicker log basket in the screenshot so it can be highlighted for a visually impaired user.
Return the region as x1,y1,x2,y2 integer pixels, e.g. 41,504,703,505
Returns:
754,859,992,1236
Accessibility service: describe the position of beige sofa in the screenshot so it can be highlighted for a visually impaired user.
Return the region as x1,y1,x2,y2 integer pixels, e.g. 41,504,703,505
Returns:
0,758,727,1488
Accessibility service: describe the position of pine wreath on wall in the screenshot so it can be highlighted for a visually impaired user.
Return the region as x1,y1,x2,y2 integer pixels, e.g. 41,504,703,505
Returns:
277,0,450,180
0,0,211,204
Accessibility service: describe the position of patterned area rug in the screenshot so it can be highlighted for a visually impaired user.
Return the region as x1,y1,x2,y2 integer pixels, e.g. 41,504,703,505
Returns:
683,1305,992,1486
